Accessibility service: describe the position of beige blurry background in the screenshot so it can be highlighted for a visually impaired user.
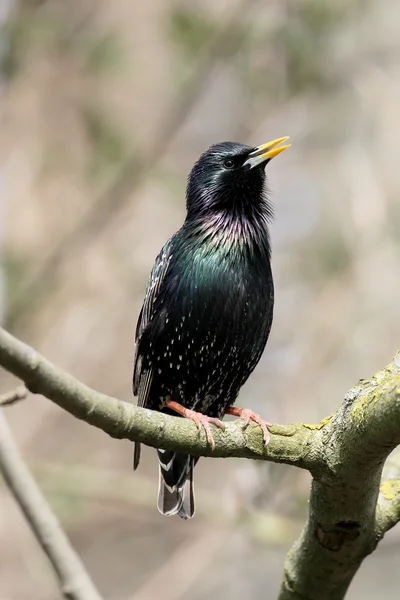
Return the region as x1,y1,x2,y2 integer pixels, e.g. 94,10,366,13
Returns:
1,0,400,598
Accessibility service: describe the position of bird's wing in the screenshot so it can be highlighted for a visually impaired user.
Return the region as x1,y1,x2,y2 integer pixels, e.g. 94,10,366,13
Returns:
133,238,174,406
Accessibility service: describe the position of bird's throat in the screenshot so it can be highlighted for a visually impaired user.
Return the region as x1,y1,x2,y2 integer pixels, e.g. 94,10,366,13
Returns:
187,210,271,260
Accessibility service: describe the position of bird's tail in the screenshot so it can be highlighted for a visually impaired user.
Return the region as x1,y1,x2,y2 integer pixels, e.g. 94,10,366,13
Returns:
133,442,141,470
157,450,196,519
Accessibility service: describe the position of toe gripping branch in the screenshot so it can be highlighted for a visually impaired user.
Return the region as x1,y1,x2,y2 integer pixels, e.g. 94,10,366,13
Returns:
165,399,271,449
164,399,225,450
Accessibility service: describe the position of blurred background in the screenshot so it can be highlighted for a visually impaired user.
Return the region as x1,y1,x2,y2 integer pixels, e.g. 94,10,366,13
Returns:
1,0,400,598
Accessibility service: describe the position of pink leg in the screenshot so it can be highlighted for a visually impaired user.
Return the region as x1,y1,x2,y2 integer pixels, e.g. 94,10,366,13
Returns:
226,406,272,445
165,399,225,451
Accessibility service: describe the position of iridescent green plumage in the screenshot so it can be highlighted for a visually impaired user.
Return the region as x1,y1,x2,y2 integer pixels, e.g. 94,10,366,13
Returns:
133,140,288,518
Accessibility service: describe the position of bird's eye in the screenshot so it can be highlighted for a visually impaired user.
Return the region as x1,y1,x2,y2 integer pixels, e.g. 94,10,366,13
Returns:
223,158,235,169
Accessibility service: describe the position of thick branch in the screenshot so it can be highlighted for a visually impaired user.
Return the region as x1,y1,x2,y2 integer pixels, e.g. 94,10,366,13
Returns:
0,407,103,600
375,450,400,537
0,326,320,470
279,353,400,600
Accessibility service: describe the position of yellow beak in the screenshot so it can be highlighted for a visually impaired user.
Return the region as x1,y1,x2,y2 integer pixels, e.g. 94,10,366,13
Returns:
243,136,290,169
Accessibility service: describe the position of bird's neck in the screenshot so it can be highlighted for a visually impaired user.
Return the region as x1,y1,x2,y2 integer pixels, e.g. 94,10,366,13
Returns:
183,208,272,260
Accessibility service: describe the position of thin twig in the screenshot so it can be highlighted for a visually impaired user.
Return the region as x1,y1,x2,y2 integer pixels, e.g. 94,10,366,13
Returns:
0,385,27,406
0,410,103,600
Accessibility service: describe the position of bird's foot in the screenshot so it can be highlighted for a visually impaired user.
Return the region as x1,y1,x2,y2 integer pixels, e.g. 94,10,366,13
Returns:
225,406,272,445
165,399,225,451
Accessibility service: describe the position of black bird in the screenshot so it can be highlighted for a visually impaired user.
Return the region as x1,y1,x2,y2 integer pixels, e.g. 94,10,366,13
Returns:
133,137,290,519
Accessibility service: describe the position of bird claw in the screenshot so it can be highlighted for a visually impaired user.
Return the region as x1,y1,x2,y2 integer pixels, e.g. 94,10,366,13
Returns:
164,399,225,451
226,407,272,445
185,409,225,451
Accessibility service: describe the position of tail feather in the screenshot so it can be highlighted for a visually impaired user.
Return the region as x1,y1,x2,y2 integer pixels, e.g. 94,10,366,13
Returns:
157,450,196,519
178,465,195,519
133,442,141,470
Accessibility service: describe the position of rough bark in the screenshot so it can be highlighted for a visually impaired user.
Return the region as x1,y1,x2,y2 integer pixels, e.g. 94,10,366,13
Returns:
278,356,400,599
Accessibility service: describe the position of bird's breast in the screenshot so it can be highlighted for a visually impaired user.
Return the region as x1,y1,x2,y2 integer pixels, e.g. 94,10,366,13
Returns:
141,227,274,409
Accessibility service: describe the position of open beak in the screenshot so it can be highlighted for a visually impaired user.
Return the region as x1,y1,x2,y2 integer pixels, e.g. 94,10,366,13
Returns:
243,136,290,169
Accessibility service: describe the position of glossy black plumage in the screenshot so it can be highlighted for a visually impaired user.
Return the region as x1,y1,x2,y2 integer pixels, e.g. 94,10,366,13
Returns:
133,139,288,519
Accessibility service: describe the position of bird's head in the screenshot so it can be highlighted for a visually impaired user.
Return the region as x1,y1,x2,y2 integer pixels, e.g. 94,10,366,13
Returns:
186,138,290,221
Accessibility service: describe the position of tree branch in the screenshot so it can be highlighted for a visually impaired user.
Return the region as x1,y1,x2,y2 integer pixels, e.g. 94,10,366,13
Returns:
0,405,103,600
0,385,27,406
375,450,400,537
1,326,400,600
278,353,400,600
0,326,320,470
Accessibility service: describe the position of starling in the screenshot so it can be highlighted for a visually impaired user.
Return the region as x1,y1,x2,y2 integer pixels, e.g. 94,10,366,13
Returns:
133,137,290,519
